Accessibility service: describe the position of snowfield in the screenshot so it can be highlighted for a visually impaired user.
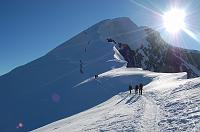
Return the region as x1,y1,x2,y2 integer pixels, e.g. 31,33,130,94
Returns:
33,67,200,132
1,17,200,132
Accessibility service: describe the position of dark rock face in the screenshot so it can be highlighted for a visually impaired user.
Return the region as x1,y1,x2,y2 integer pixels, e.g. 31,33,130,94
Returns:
118,44,136,67
111,28,200,78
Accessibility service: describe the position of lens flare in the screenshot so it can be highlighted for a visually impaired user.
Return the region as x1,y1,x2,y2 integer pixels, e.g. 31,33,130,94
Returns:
163,9,186,33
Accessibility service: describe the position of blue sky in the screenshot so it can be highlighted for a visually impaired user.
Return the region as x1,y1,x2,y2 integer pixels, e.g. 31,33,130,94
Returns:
1,0,200,75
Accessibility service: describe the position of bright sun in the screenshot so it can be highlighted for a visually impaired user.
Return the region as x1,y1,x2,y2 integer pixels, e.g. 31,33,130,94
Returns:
163,9,186,33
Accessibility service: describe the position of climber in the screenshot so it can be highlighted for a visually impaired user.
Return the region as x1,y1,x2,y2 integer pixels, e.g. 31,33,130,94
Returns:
135,85,139,94
94,74,98,79
139,83,143,95
80,60,83,74
129,85,132,94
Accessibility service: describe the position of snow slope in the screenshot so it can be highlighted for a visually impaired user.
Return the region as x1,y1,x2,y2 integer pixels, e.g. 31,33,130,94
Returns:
0,17,145,132
33,67,200,132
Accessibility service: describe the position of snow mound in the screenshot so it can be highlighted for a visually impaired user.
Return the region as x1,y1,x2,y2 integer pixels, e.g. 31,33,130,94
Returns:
32,68,200,132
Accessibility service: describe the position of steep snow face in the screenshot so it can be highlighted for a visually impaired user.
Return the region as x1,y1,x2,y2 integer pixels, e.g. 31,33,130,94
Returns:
0,17,154,132
0,18,136,132
33,68,200,132
0,44,124,131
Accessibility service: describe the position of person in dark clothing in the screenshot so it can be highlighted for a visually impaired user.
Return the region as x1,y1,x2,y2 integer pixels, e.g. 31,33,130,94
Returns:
80,60,83,74
135,85,139,94
94,74,98,79
129,85,132,94
139,83,143,95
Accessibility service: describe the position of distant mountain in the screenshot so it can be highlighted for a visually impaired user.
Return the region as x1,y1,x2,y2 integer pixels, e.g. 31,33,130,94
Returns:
107,25,200,78
0,17,200,132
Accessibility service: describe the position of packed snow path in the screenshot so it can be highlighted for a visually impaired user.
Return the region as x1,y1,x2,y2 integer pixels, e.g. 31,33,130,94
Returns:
33,68,200,132
140,94,160,132
34,92,162,132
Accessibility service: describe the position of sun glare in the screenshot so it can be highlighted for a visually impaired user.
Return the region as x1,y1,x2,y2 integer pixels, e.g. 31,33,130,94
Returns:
163,9,186,33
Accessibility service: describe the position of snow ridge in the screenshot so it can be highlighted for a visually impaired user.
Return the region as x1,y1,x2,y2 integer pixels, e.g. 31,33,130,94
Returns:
33,68,200,132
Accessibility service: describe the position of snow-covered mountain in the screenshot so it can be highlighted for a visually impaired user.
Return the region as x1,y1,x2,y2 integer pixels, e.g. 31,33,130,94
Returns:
0,17,200,132
0,18,128,132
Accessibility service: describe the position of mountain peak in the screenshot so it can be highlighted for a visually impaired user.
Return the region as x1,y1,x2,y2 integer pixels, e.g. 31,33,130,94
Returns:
50,17,140,55
97,17,136,25
109,17,135,24
97,17,138,38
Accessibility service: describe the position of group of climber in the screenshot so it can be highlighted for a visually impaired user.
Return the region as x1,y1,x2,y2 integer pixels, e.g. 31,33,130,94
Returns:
129,83,143,95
